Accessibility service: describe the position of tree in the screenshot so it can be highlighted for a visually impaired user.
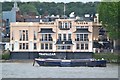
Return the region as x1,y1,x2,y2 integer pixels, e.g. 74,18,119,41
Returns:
19,2,39,15
98,2,119,50
2,2,100,17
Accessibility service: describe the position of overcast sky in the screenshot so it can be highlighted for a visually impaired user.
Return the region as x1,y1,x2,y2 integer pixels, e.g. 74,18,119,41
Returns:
1,0,101,3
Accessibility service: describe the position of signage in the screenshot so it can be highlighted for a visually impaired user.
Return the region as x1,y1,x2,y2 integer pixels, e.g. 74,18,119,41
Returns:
39,53,56,56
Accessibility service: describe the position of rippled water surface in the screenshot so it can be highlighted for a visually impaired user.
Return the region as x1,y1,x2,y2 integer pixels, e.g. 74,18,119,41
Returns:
2,62,118,78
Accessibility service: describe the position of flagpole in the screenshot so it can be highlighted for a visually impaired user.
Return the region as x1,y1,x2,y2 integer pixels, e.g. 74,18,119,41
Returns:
64,3,66,19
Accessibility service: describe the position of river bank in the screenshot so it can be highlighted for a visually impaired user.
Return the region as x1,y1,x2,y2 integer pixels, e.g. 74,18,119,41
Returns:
2,63,118,78
93,53,120,63
1,52,119,63
0,59,34,63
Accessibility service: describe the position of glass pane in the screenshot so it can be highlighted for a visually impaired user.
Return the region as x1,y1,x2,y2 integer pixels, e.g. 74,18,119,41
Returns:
81,44,84,50
41,43,44,49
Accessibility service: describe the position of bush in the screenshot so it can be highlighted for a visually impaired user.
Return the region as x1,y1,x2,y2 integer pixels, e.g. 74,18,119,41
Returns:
93,53,119,63
2,50,10,60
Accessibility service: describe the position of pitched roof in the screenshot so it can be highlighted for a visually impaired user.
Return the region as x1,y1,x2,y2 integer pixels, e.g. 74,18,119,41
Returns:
74,28,91,33
38,28,55,33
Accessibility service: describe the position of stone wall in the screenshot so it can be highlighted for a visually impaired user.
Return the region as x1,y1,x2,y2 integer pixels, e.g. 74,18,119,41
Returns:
10,52,93,59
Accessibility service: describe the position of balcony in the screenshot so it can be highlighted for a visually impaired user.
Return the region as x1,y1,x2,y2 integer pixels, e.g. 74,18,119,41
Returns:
40,38,53,41
56,39,73,45
59,26,70,30
75,38,89,41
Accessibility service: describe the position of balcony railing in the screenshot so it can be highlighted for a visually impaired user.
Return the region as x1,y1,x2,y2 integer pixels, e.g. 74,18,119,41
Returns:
57,39,72,41
40,38,53,41
75,38,89,41
59,26,70,30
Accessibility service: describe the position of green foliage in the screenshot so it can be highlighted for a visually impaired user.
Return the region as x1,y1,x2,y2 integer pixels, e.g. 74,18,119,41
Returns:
98,2,119,39
19,2,39,15
2,2,100,16
2,53,10,60
2,50,10,60
93,53,119,63
2,2,14,11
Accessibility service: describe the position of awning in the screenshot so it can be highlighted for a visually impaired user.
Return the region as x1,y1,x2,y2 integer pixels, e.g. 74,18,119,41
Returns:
74,28,91,33
38,28,55,33
56,40,73,45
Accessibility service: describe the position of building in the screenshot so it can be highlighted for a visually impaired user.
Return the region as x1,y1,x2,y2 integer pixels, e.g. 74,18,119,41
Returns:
2,2,19,37
10,16,102,59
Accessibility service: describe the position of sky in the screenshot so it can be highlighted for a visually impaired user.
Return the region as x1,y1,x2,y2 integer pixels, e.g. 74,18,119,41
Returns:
1,0,101,3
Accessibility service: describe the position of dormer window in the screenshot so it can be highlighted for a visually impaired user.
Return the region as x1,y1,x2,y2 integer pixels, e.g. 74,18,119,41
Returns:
59,21,72,30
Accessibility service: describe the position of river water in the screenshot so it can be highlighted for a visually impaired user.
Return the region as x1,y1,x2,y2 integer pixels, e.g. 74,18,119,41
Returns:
1,62,119,78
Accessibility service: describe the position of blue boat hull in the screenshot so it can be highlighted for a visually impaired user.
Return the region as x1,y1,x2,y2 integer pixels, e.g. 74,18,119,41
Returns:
35,59,107,67
35,60,45,66
45,61,61,66
88,60,107,67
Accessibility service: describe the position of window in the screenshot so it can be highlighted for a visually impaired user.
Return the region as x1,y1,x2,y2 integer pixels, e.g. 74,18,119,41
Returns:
63,34,66,41
48,34,52,41
57,45,71,50
19,43,29,50
61,46,65,49
23,43,25,49
26,43,28,49
76,44,79,49
23,30,25,41
70,22,72,28
58,34,61,40
26,30,28,41
67,46,71,49
41,34,52,41
19,43,22,49
41,43,44,49
85,44,88,49
45,43,48,49
68,34,71,40
76,34,79,41
59,21,62,28
40,34,52,41
12,44,14,51
80,34,83,41
81,44,84,50
19,30,28,41
85,26,88,28
81,26,84,28
19,30,22,41
57,46,61,49
59,21,71,30
34,31,37,40
49,43,52,49
41,34,45,41
12,31,14,40
34,43,37,49
76,34,89,41
65,22,67,28
84,34,88,41
45,34,47,41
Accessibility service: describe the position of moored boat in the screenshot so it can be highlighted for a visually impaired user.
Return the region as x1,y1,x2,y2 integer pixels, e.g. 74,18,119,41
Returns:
33,58,107,67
